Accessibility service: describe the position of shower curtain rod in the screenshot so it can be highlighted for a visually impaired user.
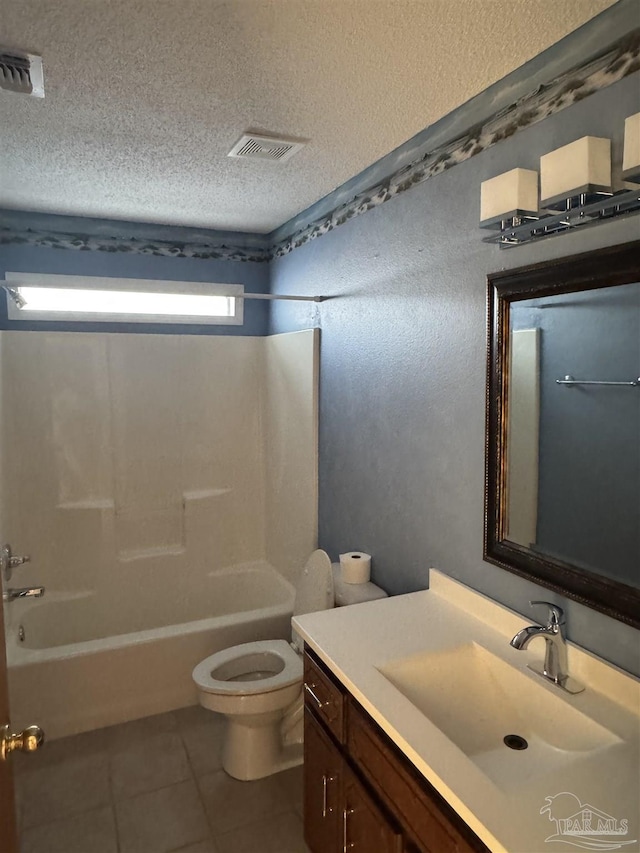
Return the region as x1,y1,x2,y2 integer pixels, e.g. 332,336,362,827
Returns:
238,292,324,303
1,282,324,304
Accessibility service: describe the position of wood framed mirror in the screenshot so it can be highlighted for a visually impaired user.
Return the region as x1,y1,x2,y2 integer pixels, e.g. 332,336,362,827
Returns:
485,240,640,628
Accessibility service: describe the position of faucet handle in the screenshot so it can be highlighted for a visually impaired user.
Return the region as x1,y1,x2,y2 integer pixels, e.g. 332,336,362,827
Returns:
530,600,565,627
1,544,31,583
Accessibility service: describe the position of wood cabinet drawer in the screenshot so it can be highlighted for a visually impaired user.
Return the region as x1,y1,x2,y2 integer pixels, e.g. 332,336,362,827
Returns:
303,649,346,743
347,699,489,853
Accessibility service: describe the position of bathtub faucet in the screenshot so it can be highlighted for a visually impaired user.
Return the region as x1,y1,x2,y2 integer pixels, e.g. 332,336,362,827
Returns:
3,586,45,602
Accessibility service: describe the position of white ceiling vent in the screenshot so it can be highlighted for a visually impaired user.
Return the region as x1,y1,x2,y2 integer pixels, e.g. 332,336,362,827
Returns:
227,132,306,163
0,48,44,98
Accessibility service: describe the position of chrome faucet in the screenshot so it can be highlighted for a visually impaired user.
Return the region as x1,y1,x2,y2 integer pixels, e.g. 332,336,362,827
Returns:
510,601,584,694
1,544,31,583
3,586,45,602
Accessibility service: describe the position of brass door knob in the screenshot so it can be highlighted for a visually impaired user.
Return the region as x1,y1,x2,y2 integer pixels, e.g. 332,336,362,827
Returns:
0,723,45,760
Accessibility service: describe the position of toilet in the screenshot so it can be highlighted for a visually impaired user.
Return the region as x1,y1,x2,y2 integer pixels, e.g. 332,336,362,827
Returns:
192,549,384,781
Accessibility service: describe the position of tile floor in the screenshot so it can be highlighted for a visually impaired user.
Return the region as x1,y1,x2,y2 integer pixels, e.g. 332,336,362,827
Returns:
13,706,310,853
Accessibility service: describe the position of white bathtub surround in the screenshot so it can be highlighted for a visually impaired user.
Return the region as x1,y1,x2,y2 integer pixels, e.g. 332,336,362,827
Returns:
263,331,319,582
1,327,319,737
293,570,640,853
7,562,294,739
1,329,318,589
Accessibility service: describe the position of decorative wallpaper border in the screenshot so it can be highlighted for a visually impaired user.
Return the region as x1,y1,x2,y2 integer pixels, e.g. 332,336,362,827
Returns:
271,29,640,258
0,226,272,263
0,27,638,264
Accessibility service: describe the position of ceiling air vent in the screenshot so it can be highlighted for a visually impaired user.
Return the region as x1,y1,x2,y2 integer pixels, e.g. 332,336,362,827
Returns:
227,132,306,163
0,48,44,97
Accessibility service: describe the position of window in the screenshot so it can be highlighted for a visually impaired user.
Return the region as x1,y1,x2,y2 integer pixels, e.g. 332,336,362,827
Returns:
3,273,244,326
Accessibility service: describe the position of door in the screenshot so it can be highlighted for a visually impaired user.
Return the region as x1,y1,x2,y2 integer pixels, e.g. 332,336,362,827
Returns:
0,596,18,853
343,764,403,853
303,709,342,853
0,544,44,853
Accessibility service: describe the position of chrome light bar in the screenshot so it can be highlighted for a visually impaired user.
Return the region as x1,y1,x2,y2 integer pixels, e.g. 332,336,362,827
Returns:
482,188,640,248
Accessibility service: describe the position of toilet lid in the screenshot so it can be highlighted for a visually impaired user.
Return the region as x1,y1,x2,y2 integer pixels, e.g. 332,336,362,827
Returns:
293,549,334,617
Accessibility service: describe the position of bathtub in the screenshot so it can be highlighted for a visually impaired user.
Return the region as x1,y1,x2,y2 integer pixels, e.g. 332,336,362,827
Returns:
6,562,295,739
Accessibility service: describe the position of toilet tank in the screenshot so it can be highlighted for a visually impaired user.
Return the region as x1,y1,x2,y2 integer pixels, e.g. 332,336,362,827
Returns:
331,564,388,607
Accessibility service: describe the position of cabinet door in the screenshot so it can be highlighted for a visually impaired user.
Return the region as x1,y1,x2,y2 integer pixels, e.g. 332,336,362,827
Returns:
304,709,342,853
343,765,403,853
348,698,489,853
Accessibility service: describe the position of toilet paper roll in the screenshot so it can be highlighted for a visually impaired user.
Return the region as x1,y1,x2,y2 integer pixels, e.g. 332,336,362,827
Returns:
339,552,371,584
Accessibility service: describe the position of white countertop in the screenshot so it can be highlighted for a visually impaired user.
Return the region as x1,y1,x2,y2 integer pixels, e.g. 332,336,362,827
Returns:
293,570,640,853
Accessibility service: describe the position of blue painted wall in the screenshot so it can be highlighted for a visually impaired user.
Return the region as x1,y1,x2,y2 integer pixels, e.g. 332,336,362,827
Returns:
269,71,640,676
0,240,270,336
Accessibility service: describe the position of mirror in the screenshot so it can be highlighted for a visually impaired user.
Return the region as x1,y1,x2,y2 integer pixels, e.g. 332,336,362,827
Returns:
485,240,640,628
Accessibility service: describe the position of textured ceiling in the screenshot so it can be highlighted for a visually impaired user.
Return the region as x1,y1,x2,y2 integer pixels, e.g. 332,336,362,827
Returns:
0,0,618,234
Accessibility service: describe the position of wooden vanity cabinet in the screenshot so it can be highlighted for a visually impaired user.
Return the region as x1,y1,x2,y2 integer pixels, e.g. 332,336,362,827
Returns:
304,709,402,853
303,647,490,853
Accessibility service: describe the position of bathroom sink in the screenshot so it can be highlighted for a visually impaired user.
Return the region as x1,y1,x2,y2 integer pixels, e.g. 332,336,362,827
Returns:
377,642,620,789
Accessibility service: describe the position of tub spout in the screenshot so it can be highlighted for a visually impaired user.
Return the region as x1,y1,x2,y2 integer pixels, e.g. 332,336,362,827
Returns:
3,586,45,602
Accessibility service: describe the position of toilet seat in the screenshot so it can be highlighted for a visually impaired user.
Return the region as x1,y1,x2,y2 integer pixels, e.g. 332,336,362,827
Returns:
192,639,302,697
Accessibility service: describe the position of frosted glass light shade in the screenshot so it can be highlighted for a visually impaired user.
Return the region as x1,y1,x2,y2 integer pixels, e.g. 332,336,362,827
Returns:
622,112,640,183
480,168,538,228
540,136,611,208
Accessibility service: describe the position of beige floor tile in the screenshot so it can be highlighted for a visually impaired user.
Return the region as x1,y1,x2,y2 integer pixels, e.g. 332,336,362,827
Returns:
181,720,226,777
115,779,211,853
15,710,310,853
12,752,34,777
214,809,308,853
199,769,292,837
17,753,111,829
106,710,179,752
19,805,118,853
168,839,220,853
14,783,23,831
173,704,224,732
14,727,108,776
110,730,192,799
274,766,304,816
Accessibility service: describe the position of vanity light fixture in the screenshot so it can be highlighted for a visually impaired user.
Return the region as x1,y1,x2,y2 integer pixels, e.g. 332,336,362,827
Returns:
482,123,640,248
622,112,640,183
479,168,539,230
540,136,612,210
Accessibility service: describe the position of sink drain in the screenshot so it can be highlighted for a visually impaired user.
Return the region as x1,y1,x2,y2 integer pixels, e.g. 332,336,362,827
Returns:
503,734,528,750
